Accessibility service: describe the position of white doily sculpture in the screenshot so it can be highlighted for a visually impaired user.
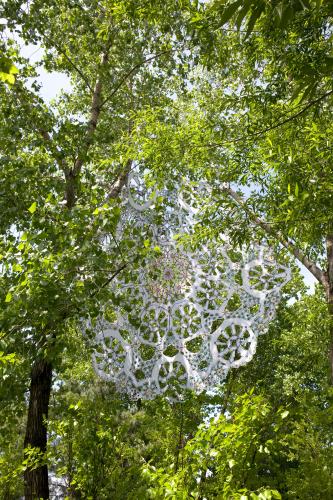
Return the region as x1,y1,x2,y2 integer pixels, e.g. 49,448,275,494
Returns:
90,174,291,399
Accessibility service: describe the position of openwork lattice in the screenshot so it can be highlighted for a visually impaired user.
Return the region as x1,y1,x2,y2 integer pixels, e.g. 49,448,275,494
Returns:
90,173,291,399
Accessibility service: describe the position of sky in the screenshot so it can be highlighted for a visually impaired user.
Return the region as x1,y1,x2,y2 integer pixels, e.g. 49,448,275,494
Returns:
297,263,316,293
18,41,70,101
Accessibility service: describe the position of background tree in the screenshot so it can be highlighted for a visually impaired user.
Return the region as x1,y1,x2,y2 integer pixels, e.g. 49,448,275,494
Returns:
143,289,333,499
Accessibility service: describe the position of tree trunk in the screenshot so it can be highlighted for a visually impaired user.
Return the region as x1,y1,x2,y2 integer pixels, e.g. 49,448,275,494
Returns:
328,292,333,386
24,358,52,499
326,234,333,385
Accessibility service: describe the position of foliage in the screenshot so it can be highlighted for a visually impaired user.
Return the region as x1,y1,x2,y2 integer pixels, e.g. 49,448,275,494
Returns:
144,392,286,499
142,291,333,499
1,290,332,498
0,0,333,498
0,55,18,85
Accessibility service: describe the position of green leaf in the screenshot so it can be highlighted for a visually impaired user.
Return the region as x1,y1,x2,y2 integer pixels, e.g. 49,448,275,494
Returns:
275,3,284,20
220,423,235,432
219,0,243,26
0,72,15,84
281,410,289,419
278,5,295,27
0,57,19,85
28,202,37,214
245,4,265,38
5,292,12,303
235,1,252,30
297,0,310,9
190,12,203,24
0,352,17,364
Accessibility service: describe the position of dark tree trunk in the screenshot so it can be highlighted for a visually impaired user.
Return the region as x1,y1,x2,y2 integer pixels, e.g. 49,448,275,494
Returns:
326,234,333,385
327,287,333,385
24,358,52,499
328,293,333,386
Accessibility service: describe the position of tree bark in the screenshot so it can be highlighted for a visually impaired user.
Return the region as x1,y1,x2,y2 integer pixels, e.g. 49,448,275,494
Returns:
22,46,110,497
24,358,52,499
326,234,333,385
328,295,333,386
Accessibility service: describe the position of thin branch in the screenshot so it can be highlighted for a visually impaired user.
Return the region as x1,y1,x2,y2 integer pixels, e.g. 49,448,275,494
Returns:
100,50,172,108
175,404,184,473
221,370,235,414
326,234,333,296
12,81,69,172
90,263,127,298
223,185,326,285
204,90,333,149
98,119,133,207
39,128,69,171
51,40,93,92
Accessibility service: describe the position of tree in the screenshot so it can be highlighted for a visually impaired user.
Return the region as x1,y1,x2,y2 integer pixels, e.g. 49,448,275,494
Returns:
129,0,333,381
1,1,333,497
200,0,333,382
143,290,333,499
0,0,198,496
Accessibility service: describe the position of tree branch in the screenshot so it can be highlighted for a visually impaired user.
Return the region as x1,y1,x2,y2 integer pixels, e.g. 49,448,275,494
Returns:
51,40,93,92
100,50,172,108
205,90,333,149
223,185,326,285
73,50,109,175
105,159,133,202
90,263,127,298
326,234,333,295
39,128,69,172
64,49,110,207
13,82,70,172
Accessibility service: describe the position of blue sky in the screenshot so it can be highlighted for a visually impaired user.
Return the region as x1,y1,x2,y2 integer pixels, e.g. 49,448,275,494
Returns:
18,41,70,101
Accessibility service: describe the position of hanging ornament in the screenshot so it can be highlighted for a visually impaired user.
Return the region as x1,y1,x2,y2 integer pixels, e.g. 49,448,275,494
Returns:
89,172,291,399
